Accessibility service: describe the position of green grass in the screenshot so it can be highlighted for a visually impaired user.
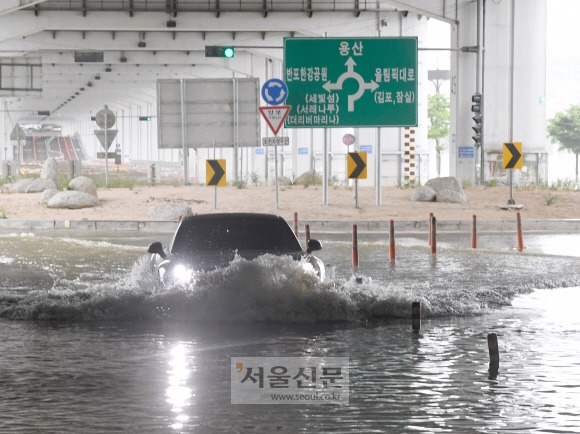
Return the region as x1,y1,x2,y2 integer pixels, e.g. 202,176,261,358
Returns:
93,175,137,189
544,192,559,206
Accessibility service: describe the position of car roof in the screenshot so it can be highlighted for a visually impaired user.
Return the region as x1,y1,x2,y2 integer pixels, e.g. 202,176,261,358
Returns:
169,213,303,254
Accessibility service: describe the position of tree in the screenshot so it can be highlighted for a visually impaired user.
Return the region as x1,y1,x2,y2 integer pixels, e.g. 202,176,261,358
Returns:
427,93,450,177
547,104,580,183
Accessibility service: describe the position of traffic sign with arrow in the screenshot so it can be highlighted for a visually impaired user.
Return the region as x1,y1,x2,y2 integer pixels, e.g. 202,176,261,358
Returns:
206,159,226,186
503,142,523,169
347,152,367,179
261,78,288,106
284,37,418,128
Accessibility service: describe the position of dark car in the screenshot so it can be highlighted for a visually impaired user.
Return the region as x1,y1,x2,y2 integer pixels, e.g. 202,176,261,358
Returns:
148,212,325,285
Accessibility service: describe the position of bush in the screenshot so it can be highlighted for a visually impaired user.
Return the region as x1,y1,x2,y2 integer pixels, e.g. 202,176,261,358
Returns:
231,179,247,189
544,192,559,206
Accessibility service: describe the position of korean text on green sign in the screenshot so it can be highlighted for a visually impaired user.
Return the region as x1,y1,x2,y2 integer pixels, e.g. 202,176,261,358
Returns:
283,37,418,128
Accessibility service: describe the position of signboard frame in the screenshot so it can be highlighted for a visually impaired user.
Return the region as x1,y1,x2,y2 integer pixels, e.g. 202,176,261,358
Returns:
158,78,260,149
283,37,418,128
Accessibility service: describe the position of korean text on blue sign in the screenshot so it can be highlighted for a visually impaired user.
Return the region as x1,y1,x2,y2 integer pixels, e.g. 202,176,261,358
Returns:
458,146,475,158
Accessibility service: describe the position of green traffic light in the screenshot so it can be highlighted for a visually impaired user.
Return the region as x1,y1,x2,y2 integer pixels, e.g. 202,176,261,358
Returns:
223,47,234,58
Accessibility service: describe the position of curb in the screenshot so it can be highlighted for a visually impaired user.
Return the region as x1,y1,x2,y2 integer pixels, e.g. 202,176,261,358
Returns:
1,218,580,233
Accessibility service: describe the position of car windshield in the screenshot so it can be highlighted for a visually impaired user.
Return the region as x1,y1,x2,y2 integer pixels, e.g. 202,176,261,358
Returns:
170,214,303,254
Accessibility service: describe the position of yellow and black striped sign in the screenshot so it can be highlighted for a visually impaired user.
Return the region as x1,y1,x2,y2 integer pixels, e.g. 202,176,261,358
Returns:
347,152,367,179
206,159,226,186
503,142,523,169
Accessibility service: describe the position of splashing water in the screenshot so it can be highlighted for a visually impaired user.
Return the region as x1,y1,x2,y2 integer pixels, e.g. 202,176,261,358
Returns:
2,233,580,323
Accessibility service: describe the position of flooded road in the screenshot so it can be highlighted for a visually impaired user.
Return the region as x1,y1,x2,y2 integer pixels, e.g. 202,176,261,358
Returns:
1,229,579,432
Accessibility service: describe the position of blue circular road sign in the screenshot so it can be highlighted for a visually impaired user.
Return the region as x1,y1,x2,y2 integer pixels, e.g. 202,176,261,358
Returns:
261,78,288,106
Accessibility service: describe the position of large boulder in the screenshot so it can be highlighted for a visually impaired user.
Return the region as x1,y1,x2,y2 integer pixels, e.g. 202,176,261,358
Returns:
68,176,97,197
40,188,60,204
410,177,467,203
410,186,437,202
47,190,100,209
9,178,57,193
425,177,466,203
41,157,59,187
147,204,193,220
436,189,467,203
294,171,322,186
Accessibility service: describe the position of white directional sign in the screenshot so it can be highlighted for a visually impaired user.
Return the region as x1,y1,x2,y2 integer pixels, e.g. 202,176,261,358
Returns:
262,136,290,146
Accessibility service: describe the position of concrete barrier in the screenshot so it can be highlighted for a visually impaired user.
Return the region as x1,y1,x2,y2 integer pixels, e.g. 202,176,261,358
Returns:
1,218,580,234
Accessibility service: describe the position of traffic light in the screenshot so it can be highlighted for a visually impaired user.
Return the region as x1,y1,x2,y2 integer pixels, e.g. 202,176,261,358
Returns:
205,46,235,58
139,116,152,121
471,93,483,147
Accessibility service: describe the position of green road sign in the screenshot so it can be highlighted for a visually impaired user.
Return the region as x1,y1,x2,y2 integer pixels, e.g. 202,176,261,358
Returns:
284,37,417,128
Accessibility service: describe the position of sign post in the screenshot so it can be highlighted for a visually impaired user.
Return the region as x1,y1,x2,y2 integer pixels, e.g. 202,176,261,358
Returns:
260,79,290,210
284,37,417,206
503,142,523,204
10,125,26,176
347,152,367,208
284,37,418,128
206,159,226,209
94,106,117,186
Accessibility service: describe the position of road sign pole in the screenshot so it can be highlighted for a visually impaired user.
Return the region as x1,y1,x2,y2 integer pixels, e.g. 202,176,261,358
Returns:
17,138,21,176
323,129,328,206
376,129,382,205
105,115,109,186
509,170,514,204
274,144,279,209
355,179,359,209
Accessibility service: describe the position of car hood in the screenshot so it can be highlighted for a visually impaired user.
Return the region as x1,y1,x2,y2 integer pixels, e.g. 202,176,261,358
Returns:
168,249,303,271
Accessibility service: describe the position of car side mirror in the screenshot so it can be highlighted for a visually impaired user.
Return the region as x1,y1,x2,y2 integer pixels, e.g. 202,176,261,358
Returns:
306,239,322,253
147,241,166,258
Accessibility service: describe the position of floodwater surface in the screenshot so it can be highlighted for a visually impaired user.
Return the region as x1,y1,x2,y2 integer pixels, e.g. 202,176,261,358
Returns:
1,230,579,432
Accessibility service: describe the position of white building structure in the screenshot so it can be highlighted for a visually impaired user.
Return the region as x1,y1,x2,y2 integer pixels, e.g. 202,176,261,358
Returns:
0,0,547,196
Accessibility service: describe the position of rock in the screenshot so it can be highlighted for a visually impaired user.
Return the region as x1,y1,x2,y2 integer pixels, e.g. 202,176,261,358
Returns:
436,188,467,203
47,190,100,209
294,171,322,186
147,204,193,220
26,178,58,193
40,188,59,204
424,177,467,203
41,158,59,187
9,179,34,193
67,176,97,197
410,186,437,202
9,178,56,193
277,176,293,186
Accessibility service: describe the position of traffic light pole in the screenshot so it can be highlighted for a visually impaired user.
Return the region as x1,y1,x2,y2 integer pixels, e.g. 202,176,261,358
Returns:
476,0,485,184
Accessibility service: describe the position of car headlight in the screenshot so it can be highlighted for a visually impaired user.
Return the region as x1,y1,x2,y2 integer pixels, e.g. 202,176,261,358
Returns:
160,263,194,285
